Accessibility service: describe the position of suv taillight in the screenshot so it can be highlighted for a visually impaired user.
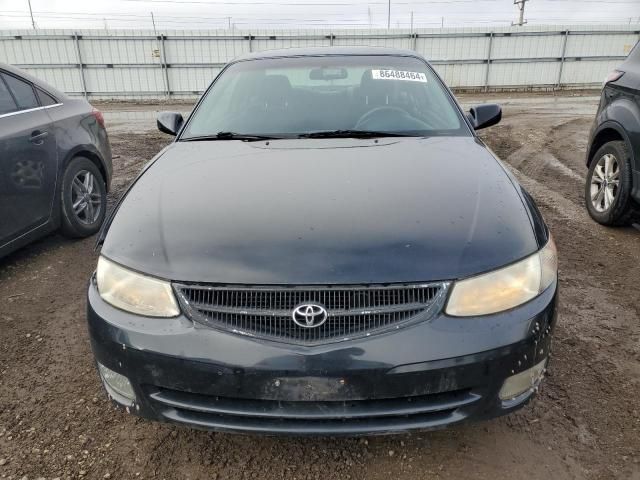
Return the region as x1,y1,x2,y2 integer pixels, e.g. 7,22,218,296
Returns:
92,108,106,129
604,70,624,86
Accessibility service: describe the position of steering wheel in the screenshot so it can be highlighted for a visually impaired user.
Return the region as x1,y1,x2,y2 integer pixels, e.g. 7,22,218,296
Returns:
355,106,429,131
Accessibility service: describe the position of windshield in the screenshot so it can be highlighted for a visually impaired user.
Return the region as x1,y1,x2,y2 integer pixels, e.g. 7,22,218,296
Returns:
182,55,469,139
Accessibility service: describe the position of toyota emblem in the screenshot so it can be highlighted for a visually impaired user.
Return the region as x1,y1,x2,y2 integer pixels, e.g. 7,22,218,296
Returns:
292,303,328,328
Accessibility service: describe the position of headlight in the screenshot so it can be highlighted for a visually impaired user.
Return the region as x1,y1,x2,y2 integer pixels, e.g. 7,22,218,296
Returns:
96,256,180,317
446,236,557,316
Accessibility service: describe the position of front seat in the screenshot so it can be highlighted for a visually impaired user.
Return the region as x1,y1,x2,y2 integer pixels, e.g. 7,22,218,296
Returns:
262,75,293,110
242,74,295,133
357,70,392,111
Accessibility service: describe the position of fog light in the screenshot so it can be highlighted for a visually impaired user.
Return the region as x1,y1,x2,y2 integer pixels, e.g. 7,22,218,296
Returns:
499,358,547,401
98,363,136,404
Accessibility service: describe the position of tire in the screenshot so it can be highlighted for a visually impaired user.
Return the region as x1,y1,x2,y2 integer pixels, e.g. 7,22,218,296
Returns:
60,156,107,238
585,140,639,226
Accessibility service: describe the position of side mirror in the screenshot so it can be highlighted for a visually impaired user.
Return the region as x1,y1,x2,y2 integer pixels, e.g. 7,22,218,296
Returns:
467,104,502,130
157,112,184,136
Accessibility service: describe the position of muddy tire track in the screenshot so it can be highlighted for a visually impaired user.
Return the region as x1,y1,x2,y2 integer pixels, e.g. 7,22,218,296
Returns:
481,102,640,480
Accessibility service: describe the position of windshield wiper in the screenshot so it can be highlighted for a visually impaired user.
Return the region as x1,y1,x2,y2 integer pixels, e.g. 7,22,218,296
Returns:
297,129,412,139
182,132,284,142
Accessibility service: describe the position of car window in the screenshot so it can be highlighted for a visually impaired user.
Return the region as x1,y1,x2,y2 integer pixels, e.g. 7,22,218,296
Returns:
0,77,18,115
183,55,467,138
1,73,38,111
36,88,58,106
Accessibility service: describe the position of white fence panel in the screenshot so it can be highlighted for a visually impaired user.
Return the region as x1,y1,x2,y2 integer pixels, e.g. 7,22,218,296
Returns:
561,59,621,85
434,63,486,88
565,33,639,57
81,38,159,65
83,66,165,95
21,67,83,92
491,34,563,60
489,61,558,86
166,38,248,64
417,36,490,61
0,25,637,99
2,37,76,64
333,35,413,50
168,66,222,93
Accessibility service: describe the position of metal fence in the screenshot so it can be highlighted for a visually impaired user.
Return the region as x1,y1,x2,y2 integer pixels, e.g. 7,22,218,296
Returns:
1,25,639,99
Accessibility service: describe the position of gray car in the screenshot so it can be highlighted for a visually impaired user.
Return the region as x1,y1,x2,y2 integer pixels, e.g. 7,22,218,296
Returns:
0,63,112,258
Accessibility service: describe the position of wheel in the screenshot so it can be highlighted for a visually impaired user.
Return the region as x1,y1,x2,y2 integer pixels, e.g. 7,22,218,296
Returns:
585,140,639,226
60,156,107,238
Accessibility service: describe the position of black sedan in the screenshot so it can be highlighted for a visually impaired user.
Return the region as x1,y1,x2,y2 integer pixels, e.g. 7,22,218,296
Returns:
0,63,112,258
89,47,557,435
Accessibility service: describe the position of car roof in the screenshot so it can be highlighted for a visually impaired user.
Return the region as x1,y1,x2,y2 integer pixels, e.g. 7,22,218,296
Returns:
0,62,68,100
232,46,425,63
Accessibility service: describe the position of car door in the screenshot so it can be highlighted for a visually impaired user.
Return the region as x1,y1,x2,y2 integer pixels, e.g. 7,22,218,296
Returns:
0,70,58,247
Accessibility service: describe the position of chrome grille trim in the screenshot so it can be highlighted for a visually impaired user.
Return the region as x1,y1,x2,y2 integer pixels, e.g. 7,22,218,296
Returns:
173,282,450,345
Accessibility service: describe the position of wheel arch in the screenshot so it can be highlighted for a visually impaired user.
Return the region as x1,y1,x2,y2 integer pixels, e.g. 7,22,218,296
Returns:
61,145,110,193
587,125,626,166
588,93,640,168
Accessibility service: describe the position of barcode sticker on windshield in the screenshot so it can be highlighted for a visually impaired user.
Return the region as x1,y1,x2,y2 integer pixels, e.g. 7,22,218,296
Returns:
371,70,427,83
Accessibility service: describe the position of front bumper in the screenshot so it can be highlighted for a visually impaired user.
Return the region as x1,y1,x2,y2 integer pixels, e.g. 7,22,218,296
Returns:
87,280,557,436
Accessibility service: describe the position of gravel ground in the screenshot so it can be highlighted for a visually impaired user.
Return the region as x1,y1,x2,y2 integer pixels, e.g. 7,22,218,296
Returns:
1,92,639,480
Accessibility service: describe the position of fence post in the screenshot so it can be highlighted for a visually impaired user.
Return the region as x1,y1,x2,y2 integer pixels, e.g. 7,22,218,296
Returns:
484,32,494,93
412,32,418,51
73,32,87,98
557,30,569,89
159,34,171,97
248,33,253,52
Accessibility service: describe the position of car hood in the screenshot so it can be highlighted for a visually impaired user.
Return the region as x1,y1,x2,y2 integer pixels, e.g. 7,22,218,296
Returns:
102,136,541,284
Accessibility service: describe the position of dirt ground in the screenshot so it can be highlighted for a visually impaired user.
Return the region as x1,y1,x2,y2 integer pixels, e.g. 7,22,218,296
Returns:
1,92,639,480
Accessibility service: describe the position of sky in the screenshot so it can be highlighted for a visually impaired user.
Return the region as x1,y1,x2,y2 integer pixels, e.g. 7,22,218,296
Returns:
1,0,639,30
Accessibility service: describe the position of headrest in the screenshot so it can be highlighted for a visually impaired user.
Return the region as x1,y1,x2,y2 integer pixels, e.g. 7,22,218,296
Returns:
263,75,292,94
359,69,390,101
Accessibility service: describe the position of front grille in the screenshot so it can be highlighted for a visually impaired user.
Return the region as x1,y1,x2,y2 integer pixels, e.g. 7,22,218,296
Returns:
173,282,449,345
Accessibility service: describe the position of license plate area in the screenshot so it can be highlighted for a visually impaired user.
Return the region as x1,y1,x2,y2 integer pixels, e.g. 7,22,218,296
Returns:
261,376,352,401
